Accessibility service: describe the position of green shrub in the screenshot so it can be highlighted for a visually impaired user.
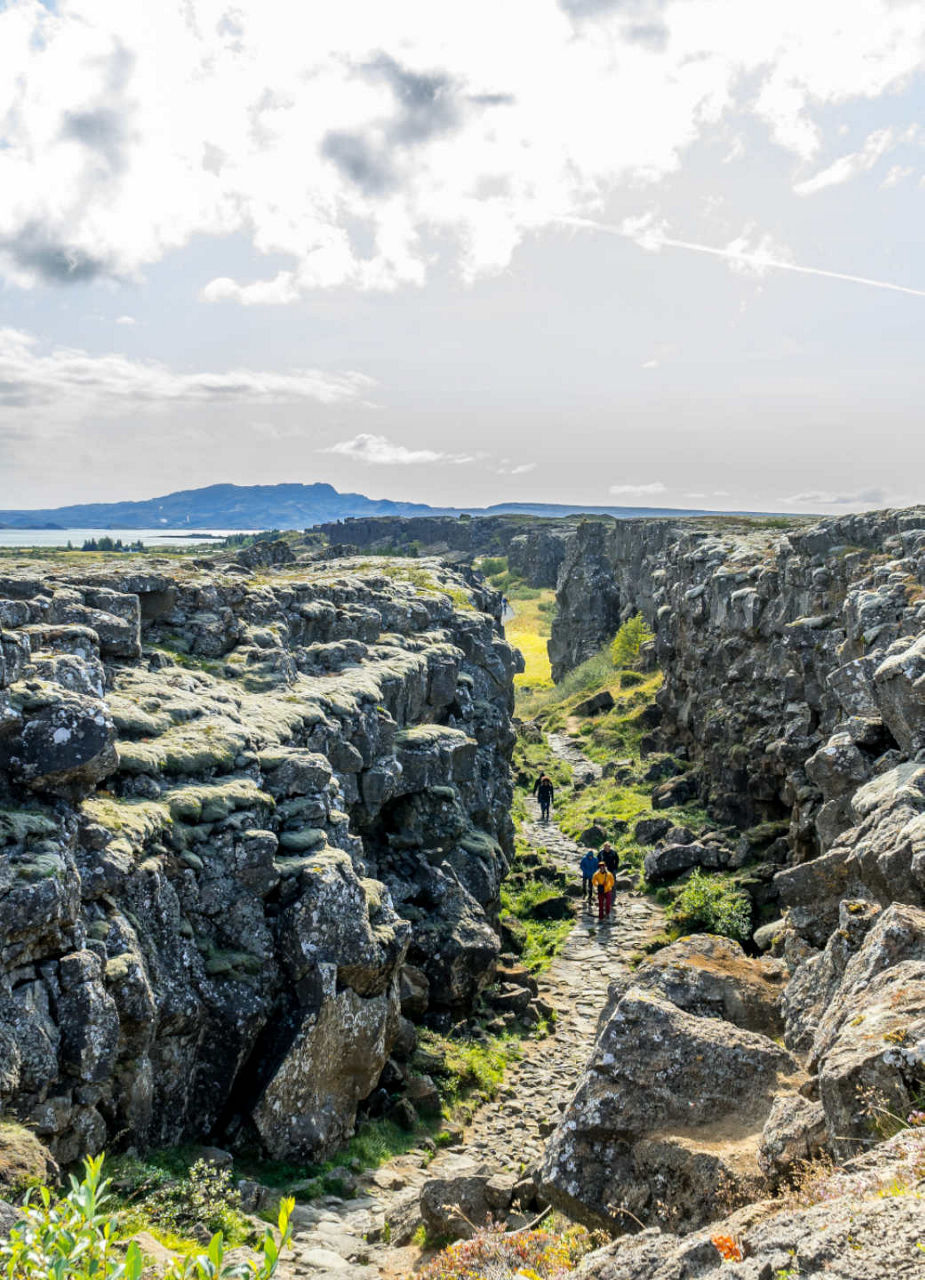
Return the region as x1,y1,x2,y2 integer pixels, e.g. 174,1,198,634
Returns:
0,1154,293,1279
124,1157,250,1243
667,869,752,943
479,556,507,576
610,613,654,669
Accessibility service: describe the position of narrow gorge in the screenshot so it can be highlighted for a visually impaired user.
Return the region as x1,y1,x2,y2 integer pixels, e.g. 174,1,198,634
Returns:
1,507,924,1279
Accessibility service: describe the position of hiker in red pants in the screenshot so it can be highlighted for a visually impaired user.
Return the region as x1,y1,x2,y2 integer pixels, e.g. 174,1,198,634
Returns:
592,860,615,921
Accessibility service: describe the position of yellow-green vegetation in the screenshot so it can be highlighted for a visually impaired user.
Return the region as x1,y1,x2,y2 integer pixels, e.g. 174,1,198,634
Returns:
0,806,60,846
511,620,711,882
610,612,654,668
416,1028,523,1114
107,1152,258,1257
501,876,573,972
505,590,556,690
498,826,573,971
478,555,557,688
0,1154,293,1279
356,560,475,610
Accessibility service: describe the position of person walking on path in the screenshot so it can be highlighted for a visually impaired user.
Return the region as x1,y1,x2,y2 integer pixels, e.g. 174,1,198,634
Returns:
534,773,554,822
579,848,599,908
592,860,615,921
601,842,620,876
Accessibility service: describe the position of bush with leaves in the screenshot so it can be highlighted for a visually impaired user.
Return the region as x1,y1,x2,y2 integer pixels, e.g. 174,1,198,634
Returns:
0,1155,293,1280
610,613,655,670
135,1158,249,1241
667,869,752,943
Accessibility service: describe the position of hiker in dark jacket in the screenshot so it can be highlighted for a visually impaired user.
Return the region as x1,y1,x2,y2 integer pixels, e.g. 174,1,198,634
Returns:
579,849,599,907
534,774,554,821
601,842,620,876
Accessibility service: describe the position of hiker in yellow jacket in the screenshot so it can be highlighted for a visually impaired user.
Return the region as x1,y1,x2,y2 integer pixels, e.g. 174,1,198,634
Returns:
592,860,615,921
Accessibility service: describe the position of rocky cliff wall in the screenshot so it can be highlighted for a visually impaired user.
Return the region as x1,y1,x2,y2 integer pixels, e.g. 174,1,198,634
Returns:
550,509,925,857
0,553,519,1166
541,508,925,1243
318,515,576,588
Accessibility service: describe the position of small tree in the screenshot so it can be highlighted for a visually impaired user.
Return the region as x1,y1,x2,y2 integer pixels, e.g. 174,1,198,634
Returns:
610,612,654,669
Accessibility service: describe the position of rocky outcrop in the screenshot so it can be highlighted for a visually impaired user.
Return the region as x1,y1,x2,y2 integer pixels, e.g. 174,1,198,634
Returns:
550,508,925,855
539,507,925,1244
0,553,519,1165
577,1127,925,1278
539,984,803,1232
317,514,576,587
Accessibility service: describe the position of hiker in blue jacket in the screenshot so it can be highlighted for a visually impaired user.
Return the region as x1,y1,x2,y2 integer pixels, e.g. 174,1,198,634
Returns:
579,848,599,908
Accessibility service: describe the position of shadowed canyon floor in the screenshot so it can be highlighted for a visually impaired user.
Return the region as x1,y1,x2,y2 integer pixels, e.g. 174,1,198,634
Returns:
279,790,665,1280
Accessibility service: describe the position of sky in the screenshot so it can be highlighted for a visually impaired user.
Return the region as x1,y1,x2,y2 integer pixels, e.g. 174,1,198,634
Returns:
1,0,924,515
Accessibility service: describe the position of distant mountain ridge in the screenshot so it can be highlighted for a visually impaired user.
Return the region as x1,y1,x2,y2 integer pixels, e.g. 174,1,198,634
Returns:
0,480,745,530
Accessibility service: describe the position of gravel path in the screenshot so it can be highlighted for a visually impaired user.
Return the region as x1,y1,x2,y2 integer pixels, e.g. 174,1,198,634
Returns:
281,767,663,1280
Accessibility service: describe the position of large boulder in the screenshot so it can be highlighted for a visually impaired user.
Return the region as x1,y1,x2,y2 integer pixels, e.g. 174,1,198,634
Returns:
539,988,802,1232
643,842,729,884
782,899,882,1055
576,1130,925,1279
419,1169,515,1241
628,935,787,1038
2,685,117,795
404,877,500,1009
277,849,410,997
757,1093,828,1180
251,963,400,1161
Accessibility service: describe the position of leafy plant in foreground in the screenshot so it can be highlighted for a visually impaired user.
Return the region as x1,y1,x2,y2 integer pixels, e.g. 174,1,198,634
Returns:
0,1154,293,1279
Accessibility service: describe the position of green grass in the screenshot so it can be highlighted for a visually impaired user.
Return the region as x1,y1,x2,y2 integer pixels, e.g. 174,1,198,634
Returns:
418,1030,523,1108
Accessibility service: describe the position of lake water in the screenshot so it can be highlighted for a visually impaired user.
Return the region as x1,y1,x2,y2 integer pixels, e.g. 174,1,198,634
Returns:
0,528,248,549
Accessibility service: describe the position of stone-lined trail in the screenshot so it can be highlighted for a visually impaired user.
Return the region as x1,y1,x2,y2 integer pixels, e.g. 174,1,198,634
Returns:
281,790,664,1280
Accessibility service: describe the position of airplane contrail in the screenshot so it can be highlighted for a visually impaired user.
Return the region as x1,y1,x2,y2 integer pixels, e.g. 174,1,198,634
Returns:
560,215,925,299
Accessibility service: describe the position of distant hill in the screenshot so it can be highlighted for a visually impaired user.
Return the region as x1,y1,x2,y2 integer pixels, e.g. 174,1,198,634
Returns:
0,481,746,531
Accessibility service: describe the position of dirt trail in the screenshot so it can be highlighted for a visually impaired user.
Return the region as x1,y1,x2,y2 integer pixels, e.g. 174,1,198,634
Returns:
280,762,664,1280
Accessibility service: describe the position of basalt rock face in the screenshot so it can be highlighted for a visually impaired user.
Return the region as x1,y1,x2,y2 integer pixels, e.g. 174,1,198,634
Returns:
0,554,519,1165
318,515,576,588
551,508,925,852
543,508,925,1247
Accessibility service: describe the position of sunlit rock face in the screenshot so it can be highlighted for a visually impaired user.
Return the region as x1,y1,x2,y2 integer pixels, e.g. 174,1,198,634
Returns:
0,550,519,1163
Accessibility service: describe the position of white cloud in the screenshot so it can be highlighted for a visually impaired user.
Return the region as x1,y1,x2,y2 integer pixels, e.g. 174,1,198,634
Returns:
781,487,888,507
882,164,914,188
2,1,924,300
496,458,537,475
0,328,370,410
609,480,667,496
115,314,136,325
793,127,904,196
321,432,472,465
642,358,659,369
